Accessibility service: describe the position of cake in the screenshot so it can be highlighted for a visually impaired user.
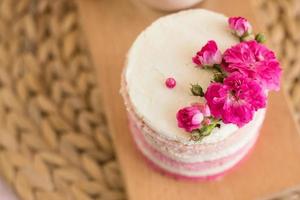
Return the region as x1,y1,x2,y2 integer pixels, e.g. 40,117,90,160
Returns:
121,9,281,180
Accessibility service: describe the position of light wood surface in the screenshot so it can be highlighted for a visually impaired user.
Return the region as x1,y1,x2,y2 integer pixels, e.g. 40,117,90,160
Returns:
77,0,300,199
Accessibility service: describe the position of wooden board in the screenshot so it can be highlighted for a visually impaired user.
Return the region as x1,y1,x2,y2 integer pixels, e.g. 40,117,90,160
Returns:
76,0,300,199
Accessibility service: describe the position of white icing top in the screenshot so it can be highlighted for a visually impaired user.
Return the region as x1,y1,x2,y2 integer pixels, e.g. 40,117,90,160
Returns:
125,9,264,144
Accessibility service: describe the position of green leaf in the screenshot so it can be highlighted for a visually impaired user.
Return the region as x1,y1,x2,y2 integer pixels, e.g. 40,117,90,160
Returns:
199,124,215,136
190,119,222,141
213,72,225,83
255,33,266,43
190,84,204,97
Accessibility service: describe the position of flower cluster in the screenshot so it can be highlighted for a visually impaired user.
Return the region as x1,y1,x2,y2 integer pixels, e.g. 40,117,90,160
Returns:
205,72,266,127
223,40,281,91
176,16,282,141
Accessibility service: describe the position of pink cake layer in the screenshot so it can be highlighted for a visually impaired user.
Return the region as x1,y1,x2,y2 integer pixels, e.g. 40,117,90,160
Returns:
129,116,259,171
129,115,260,179
135,136,257,181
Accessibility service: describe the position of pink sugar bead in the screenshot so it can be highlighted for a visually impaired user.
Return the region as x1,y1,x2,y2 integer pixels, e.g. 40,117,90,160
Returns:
165,77,176,89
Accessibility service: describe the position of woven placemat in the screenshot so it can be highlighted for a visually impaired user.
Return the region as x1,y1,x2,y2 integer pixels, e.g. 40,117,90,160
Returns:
0,0,299,200
0,0,125,199
256,0,300,126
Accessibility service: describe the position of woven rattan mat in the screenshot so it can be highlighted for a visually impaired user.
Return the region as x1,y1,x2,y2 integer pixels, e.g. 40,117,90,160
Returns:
256,0,300,126
0,0,125,199
0,0,299,200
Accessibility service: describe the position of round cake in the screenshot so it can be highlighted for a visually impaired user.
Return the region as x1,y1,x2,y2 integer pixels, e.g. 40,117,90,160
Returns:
121,9,281,180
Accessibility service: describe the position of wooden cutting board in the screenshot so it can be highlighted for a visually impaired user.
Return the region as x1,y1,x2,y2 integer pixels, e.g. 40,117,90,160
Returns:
76,0,300,199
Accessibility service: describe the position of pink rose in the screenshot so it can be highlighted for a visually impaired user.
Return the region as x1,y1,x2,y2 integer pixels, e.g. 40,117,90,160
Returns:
223,41,282,91
228,17,252,37
204,72,266,127
176,106,204,132
191,102,211,117
192,40,222,67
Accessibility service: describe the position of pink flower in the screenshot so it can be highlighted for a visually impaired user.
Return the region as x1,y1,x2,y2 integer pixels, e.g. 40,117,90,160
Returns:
191,102,211,117
223,40,282,91
228,17,252,37
204,72,266,127
192,40,222,67
176,106,204,132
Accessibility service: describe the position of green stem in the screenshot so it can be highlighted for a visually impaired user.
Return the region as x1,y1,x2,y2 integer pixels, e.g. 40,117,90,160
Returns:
191,118,221,141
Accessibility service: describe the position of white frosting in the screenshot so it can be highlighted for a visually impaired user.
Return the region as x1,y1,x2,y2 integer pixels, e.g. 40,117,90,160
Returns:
125,9,264,143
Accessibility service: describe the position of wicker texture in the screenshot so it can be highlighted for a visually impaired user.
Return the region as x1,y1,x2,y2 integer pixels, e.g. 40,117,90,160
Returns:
256,0,300,125
0,0,125,199
0,0,299,200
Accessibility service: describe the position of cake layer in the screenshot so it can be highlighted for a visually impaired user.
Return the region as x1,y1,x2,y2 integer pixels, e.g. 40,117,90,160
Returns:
129,116,260,178
125,9,240,144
